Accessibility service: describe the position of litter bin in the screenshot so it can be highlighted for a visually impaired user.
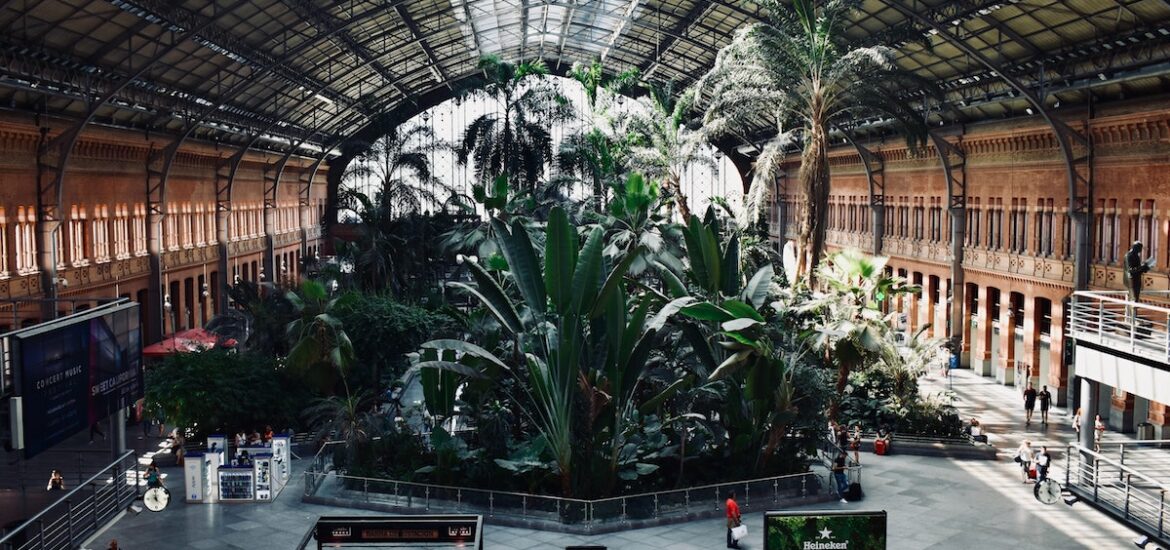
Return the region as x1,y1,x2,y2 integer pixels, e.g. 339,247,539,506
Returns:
1138,422,1155,440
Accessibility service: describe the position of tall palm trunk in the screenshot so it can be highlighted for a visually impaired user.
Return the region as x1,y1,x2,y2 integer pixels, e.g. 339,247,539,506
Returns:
795,124,830,286
667,172,692,221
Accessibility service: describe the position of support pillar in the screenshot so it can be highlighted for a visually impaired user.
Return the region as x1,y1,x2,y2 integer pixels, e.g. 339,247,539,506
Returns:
108,407,126,460
216,210,231,314
921,277,936,338
1022,297,1041,388
1080,378,1100,450
1048,302,1069,407
974,286,994,376
961,285,975,367
1148,401,1170,441
145,210,164,343
936,278,950,340
997,294,1018,385
1110,391,1136,434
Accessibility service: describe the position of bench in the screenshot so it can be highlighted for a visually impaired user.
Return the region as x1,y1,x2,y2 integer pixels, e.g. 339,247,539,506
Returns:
847,432,997,461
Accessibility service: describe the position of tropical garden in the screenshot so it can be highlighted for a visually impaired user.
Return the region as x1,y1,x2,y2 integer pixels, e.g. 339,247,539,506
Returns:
143,0,959,501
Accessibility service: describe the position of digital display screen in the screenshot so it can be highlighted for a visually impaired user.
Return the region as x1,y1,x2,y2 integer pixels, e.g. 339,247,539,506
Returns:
14,304,142,458
315,515,481,547
765,510,887,550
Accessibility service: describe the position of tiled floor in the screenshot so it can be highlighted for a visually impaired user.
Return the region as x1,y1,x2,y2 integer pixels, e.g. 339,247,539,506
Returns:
87,370,1154,549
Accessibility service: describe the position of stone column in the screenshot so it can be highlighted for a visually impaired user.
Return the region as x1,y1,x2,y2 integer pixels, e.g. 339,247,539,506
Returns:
1048,303,1069,407
973,285,994,376
997,293,1017,385
961,285,975,367
1021,296,1041,388
921,276,935,337
1110,391,1136,433
1080,378,1099,450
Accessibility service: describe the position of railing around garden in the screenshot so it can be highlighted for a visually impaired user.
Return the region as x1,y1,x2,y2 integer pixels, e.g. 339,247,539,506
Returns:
1070,290,1170,363
303,442,827,534
1064,443,1170,545
0,451,139,550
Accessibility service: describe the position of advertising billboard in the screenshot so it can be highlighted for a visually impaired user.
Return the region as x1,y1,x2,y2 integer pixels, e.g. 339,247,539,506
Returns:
12,303,142,458
765,510,887,550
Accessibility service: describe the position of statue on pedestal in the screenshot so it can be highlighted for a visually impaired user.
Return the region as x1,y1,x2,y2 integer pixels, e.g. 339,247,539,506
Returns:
1124,241,1153,302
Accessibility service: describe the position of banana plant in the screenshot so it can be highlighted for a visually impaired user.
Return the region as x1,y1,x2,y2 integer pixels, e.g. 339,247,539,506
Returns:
417,206,644,496
795,249,921,421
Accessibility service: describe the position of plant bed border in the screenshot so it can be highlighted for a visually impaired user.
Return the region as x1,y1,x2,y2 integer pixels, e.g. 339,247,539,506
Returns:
302,471,834,535
857,436,997,460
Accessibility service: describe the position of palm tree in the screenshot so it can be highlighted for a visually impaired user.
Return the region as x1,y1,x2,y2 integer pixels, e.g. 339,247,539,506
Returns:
697,0,930,285
624,82,711,221
558,60,639,212
343,124,450,218
303,390,384,468
286,279,357,395
459,55,574,192
796,249,919,421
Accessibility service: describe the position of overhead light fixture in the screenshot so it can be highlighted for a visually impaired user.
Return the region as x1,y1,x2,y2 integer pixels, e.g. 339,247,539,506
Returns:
1098,73,1108,81
1025,107,1034,115
314,94,333,104
1053,100,1061,108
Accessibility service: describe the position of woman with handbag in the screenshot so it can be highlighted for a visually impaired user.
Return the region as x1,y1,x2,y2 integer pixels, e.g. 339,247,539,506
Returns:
726,490,743,548
1015,440,1035,483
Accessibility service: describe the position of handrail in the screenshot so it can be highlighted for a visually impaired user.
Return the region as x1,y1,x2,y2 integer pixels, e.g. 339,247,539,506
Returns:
304,465,814,512
0,450,138,548
1065,443,1168,491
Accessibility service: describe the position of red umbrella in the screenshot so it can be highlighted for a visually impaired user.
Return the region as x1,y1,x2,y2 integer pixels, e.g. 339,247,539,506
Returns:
143,328,237,358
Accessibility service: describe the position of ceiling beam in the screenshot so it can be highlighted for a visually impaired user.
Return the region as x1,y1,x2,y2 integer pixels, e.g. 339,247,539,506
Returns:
395,4,452,87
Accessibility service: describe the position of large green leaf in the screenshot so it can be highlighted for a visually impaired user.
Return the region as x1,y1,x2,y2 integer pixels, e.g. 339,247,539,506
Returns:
570,227,605,314
421,339,512,373
589,245,644,319
647,297,696,332
492,218,546,314
452,261,523,334
720,234,740,295
653,260,689,299
741,265,774,309
682,216,710,291
721,300,765,322
679,302,734,323
544,207,577,314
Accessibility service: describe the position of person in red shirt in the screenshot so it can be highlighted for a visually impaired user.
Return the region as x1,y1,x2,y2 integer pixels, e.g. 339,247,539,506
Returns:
726,490,742,548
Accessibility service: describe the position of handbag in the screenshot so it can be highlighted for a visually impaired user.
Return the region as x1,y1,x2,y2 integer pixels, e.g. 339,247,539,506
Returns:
1013,454,1022,464
731,524,748,540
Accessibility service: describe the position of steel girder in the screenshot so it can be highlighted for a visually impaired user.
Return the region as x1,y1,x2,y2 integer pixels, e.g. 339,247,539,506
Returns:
929,130,968,353
842,134,886,256
394,3,452,86
887,0,1094,290
34,0,251,315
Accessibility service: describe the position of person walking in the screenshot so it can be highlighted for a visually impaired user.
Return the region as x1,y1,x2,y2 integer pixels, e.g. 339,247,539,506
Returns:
1016,440,1035,483
833,451,850,503
108,539,120,550
1023,383,1038,427
1094,415,1106,452
1038,386,1052,425
1035,446,1051,482
1073,408,1082,437
725,490,742,549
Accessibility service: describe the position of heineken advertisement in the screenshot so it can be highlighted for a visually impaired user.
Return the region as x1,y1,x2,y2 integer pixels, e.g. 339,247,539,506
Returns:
765,510,887,550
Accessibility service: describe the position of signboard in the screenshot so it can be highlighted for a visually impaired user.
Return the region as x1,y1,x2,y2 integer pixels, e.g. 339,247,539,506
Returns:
765,510,887,550
12,303,142,458
314,515,483,549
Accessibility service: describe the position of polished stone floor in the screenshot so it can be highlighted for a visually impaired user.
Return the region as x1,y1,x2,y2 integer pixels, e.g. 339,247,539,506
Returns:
85,370,1149,549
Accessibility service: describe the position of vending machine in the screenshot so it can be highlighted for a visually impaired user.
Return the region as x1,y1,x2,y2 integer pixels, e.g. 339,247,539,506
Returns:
184,450,222,503
253,453,274,501
271,435,291,485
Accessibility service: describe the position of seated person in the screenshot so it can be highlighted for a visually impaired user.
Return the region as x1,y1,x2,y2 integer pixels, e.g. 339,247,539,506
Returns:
875,426,893,453
236,450,252,467
235,430,247,447
263,425,274,443
247,430,261,445
145,462,164,489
